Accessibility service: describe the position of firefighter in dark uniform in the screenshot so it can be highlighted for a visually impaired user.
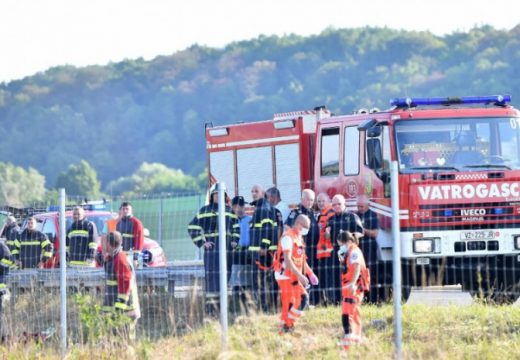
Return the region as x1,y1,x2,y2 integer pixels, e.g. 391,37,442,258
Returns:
356,195,381,303
325,194,364,305
1,215,19,252
187,184,239,315
249,185,280,312
116,202,144,253
66,206,98,267
285,189,320,304
0,238,13,340
13,216,53,269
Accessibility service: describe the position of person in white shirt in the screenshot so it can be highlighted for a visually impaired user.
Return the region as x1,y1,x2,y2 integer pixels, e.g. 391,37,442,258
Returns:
266,187,290,223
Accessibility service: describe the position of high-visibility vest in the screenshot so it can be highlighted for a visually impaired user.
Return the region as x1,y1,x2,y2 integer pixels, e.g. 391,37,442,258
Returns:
341,244,370,293
106,219,118,233
273,228,306,281
316,206,334,259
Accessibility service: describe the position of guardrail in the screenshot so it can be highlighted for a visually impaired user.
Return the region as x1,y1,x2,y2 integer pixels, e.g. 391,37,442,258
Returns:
5,260,205,294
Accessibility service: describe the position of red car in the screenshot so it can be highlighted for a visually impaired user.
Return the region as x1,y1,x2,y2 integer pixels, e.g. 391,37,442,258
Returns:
29,208,167,268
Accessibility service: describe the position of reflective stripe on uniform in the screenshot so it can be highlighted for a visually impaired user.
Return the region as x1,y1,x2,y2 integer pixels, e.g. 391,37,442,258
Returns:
249,246,260,251
20,241,41,246
188,225,203,230
262,239,271,245
43,251,53,258
197,213,217,219
68,230,88,237
1,258,14,267
41,239,51,248
88,242,97,249
117,293,129,301
253,218,277,227
106,280,118,286
70,260,91,266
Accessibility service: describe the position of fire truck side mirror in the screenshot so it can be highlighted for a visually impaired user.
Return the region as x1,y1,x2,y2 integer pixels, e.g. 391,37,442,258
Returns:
366,126,382,138
366,138,383,170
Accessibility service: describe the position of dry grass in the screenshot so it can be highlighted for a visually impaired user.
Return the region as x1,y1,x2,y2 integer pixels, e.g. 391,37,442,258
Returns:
2,302,520,359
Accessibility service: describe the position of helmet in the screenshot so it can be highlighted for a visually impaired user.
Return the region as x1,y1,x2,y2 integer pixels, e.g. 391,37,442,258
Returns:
208,183,229,204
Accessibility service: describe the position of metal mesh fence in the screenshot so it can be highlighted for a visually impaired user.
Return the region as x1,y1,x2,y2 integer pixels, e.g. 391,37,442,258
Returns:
1,185,519,352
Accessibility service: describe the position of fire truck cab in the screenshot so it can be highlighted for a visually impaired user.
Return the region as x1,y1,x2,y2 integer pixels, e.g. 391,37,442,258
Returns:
206,95,520,303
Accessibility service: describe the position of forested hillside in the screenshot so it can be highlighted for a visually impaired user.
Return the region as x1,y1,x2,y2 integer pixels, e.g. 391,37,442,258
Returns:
0,25,519,189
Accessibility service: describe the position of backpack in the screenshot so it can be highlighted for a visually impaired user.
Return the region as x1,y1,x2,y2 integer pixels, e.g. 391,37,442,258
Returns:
357,265,371,293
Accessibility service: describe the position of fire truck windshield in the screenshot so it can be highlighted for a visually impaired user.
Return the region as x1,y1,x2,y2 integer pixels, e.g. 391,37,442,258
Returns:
395,117,520,172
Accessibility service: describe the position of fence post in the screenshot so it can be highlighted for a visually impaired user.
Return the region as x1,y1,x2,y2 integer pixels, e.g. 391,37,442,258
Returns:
158,196,163,246
390,161,402,358
59,188,67,354
217,182,228,349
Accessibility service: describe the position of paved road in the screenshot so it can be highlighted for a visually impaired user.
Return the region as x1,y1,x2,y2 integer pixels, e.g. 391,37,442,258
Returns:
407,285,519,306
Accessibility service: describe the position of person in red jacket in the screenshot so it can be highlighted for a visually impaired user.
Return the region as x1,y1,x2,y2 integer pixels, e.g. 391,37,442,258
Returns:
103,231,141,341
116,202,144,252
337,231,369,350
273,214,318,334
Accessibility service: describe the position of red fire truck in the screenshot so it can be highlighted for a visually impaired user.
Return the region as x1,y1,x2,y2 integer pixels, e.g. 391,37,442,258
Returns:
205,95,520,303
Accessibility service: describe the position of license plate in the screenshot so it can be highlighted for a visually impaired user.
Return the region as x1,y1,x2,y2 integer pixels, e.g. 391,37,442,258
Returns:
460,230,497,241
416,257,430,265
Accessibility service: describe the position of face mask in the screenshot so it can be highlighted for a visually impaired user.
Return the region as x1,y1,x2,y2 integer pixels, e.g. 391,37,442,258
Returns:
300,227,309,236
339,244,348,255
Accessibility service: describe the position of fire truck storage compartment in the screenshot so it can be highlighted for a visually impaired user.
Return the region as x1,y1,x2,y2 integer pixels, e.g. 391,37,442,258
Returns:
209,150,236,198
274,143,301,205
237,146,273,203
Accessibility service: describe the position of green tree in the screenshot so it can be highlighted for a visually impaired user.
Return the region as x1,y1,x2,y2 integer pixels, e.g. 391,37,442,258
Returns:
0,162,46,206
55,160,101,198
106,162,202,196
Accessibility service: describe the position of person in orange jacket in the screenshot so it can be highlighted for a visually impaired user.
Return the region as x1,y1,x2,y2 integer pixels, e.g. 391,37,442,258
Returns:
273,214,318,334
315,193,335,304
337,230,370,350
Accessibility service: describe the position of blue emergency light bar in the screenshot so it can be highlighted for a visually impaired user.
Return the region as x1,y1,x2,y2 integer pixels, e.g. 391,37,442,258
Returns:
390,95,511,108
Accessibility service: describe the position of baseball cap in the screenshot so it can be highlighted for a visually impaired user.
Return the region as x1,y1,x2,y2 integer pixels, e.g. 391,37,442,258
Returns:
231,196,245,206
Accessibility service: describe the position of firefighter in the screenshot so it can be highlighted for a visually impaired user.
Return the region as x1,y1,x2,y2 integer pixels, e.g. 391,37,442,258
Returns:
325,194,364,305
1,215,19,252
0,238,13,341
356,195,380,303
187,184,239,315
273,214,318,334
315,192,335,305
102,231,141,341
13,216,53,269
285,189,320,305
249,184,279,312
66,206,98,267
116,202,144,253
337,231,369,350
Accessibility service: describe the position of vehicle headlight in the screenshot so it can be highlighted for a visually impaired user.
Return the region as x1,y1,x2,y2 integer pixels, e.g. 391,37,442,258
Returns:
413,239,433,253
142,249,153,264
514,235,520,250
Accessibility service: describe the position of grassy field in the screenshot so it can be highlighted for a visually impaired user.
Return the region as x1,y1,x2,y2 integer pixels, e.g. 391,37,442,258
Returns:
4,303,520,359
